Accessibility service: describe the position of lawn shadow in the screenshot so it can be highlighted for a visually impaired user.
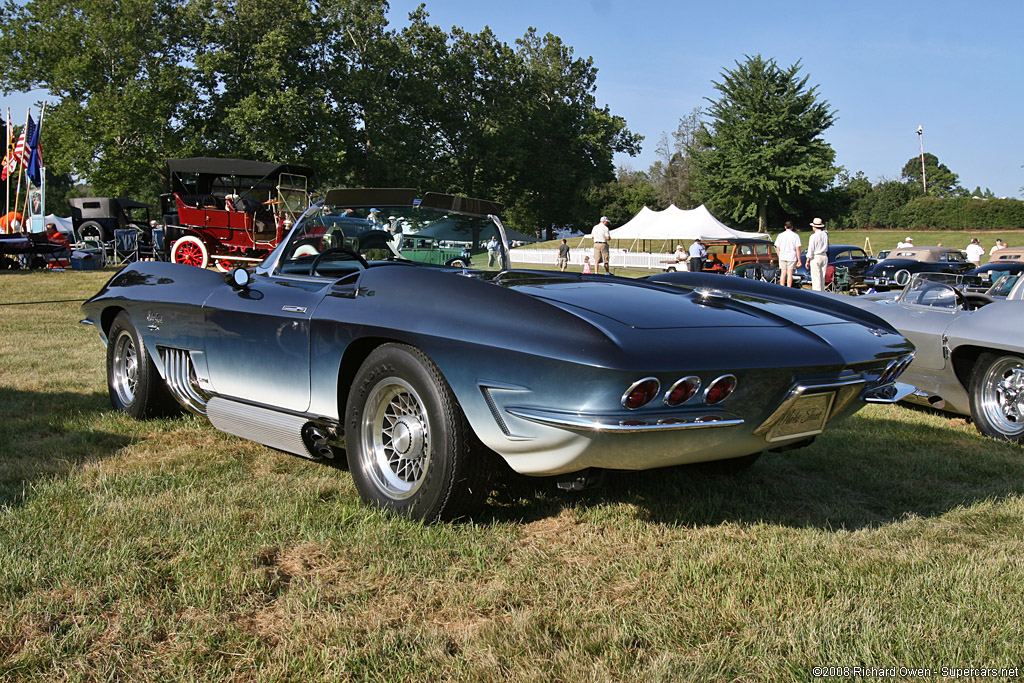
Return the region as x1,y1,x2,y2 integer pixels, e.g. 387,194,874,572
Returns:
483,412,1024,531
0,386,134,508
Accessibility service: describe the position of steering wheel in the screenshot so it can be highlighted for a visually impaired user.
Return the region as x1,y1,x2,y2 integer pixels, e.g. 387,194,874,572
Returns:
309,247,369,276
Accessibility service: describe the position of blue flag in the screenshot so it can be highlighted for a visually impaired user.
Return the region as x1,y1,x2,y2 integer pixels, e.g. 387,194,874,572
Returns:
25,115,42,187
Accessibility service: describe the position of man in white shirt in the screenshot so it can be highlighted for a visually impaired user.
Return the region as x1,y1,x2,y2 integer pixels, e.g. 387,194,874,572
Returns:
965,238,985,265
806,218,829,291
591,216,612,274
896,236,914,249
774,221,802,288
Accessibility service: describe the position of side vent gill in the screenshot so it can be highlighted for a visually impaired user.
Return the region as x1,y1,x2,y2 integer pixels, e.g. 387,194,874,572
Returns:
159,347,210,416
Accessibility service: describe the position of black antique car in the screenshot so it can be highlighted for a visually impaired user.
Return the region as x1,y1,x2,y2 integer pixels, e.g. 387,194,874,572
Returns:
795,244,875,285
81,188,915,522
68,197,155,248
861,246,973,290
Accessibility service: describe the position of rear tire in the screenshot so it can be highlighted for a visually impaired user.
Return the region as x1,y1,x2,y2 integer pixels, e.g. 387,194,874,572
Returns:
79,221,106,243
345,344,490,522
106,312,179,419
969,352,1024,443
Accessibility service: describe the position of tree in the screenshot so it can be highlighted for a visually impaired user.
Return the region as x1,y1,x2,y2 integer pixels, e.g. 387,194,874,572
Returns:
900,153,964,198
0,0,195,202
648,107,702,209
688,55,838,231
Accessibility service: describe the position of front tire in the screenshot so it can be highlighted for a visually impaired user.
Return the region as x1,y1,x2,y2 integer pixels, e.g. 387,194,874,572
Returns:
171,235,209,269
345,344,490,522
969,352,1024,443
107,312,179,419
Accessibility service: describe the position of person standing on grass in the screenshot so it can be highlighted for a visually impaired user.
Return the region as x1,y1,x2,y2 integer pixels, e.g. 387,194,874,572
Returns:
774,220,802,288
990,239,1006,258
486,235,499,267
966,238,984,265
591,215,612,274
807,218,829,291
557,239,570,272
688,238,706,273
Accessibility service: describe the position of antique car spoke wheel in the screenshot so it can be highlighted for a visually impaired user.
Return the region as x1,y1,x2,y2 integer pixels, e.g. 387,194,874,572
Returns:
970,352,1024,443
346,344,490,522
106,312,180,419
171,236,209,269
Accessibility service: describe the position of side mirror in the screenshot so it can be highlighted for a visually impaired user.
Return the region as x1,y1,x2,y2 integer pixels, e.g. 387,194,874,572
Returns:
227,267,251,290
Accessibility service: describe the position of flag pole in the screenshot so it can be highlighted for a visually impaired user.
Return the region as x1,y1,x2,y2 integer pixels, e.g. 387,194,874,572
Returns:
4,107,10,231
12,108,29,233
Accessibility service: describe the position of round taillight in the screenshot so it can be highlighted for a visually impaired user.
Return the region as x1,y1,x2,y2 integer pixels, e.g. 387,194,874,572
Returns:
622,378,661,410
665,376,701,406
704,374,737,405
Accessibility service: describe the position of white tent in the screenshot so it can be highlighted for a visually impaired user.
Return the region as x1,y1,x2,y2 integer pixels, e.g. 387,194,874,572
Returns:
609,204,768,241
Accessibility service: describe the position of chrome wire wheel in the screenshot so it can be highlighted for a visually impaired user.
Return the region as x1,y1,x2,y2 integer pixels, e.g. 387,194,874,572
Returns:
978,356,1024,438
111,329,139,408
359,377,431,500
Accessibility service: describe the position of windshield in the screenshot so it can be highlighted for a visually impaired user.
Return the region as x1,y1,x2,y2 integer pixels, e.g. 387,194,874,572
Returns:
275,202,507,277
898,277,961,310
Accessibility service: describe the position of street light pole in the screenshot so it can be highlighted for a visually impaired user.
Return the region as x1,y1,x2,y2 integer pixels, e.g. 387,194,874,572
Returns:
916,125,927,194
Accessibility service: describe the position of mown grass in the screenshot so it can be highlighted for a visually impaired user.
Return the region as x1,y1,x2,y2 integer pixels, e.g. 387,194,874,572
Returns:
2,269,1023,681
522,229,1024,262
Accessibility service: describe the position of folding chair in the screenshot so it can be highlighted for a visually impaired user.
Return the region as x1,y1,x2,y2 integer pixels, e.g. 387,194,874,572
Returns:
761,265,779,284
114,228,140,264
827,266,851,293
150,227,168,261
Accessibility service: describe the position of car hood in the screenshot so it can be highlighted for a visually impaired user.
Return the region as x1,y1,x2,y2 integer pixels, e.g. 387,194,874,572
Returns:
503,274,877,330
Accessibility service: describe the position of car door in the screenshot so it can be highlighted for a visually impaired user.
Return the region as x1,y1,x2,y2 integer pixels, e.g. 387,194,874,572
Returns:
202,274,331,412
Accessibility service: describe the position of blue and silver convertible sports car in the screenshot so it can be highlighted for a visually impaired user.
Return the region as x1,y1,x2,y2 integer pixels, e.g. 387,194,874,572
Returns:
82,189,915,521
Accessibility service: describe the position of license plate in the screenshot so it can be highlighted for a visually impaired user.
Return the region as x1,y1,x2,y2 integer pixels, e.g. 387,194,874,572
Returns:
766,392,835,442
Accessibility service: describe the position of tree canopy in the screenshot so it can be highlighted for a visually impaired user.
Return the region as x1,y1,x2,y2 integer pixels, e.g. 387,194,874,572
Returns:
687,55,838,231
0,0,639,233
900,152,964,198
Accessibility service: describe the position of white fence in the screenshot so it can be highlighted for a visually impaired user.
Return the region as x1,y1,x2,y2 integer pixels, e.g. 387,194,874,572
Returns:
509,247,691,271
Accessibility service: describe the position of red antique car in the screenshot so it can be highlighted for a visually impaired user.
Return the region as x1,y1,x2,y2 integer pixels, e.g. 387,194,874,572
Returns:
162,157,315,271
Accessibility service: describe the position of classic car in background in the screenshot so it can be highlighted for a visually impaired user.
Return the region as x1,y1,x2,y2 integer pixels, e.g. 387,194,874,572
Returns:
82,188,915,522
399,234,472,267
689,237,805,286
162,157,315,271
844,272,1024,443
68,197,156,249
966,246,1024,286
861,246,973,290
795,244,875,285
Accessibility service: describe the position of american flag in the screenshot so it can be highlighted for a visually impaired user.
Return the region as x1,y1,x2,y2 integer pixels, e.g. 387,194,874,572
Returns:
1,114,15,180
13,116,36,166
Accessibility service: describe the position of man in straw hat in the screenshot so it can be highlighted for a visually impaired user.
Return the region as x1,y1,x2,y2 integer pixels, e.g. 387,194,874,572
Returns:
807,217,829,291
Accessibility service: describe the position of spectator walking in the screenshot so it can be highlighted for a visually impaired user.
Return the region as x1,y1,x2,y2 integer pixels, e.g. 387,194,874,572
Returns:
774,221,802,287
591,216,612,274
688,238,707,273
582,256,591,274
807,218,829,291
557,239,570,271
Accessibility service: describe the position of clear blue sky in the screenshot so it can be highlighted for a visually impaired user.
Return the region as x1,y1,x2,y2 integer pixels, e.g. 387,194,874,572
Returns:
6,0,1022,198
384,0,1023,198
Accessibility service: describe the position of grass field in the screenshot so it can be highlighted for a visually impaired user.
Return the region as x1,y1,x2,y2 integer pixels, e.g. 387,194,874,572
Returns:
2,268,1023,681
520,229,1024,268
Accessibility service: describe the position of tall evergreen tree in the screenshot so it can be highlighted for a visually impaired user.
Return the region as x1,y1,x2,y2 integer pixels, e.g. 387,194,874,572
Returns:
688,55,837,231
